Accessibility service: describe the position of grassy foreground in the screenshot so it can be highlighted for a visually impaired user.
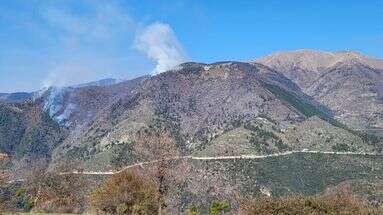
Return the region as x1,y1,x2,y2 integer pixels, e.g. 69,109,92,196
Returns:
2,213,77,215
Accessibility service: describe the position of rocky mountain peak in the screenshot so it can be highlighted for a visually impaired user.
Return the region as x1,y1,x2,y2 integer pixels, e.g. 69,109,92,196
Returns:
254,49,383,72
252,49,383,132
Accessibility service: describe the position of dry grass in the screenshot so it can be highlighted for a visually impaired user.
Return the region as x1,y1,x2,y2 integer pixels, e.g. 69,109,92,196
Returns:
2,213,77,215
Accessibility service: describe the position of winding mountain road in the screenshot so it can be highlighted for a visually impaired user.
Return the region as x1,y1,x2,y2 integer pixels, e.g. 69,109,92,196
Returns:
60,150,383,176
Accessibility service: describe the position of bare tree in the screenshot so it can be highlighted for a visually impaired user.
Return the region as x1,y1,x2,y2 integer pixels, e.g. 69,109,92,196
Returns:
134,127,188,214
0,153,9,186
0,169,8,211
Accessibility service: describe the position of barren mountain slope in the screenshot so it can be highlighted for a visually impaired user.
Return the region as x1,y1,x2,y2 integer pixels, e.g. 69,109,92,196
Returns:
254,50,383,132
255,50,383,89
0,60,378,172
1,59,382,213
41,62,374,170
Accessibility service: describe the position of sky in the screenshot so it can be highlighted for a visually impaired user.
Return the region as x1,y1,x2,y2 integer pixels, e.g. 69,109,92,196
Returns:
0,0,382,93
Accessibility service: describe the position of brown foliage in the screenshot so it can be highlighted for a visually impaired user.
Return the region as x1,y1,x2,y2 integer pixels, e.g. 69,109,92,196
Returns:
0,171,7,186
134,128,181,162
0,171,7,211
25,161,88,213
238,193,383,215
88,170,159,215
0,153,8,161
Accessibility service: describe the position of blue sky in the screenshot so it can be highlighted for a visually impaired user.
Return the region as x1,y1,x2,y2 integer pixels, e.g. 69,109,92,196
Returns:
0,0,382,92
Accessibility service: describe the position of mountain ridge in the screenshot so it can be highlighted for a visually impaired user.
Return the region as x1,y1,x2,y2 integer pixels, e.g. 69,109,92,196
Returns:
0,50,381,171
253,49,383,132
254,49,383,71
2,51,383,212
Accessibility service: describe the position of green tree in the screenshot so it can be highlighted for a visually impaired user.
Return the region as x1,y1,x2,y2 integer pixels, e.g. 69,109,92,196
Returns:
186,206,200,215
209,200,229,215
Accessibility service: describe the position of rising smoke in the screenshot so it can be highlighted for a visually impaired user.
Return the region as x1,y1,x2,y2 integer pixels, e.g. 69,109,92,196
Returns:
134,23,187,75
36,1,187,89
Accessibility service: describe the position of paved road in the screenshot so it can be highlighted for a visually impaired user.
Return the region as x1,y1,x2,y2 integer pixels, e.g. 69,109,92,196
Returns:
60,150,383,175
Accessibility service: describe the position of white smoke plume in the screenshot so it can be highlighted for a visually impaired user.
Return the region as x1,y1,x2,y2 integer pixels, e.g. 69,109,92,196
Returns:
0,0,188,92
134,23,187,75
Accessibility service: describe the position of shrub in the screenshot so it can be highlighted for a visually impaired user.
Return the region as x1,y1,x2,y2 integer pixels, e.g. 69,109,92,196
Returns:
0,183,34,212
238,193,383,215
209,200,230,215
186,205,200,215
88,170,159,215
110,142,135,168
15,190,34,211
332,143,355,152
28,172,87,213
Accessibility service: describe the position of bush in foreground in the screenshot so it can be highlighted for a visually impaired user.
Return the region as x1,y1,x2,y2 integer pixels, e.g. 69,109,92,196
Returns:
238,193,383,215
28,172,87,213
88,170,159,215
